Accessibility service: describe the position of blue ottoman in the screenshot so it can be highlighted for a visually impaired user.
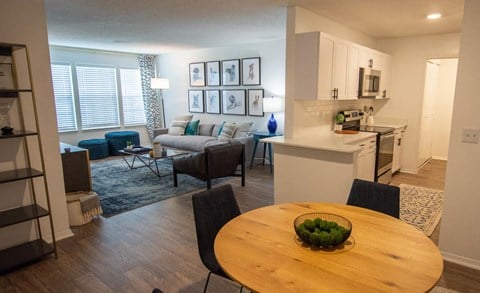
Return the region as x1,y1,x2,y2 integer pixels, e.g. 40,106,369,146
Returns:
104,131,140,155
78,139,109,160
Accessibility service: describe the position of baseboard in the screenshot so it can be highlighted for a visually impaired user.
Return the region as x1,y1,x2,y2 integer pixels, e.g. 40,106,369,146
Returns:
43,228,74,244
441,251,480,271
398,167,418,174
432,156,448,161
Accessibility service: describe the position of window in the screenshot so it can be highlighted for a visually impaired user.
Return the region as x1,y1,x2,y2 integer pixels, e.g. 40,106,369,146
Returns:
120,68,146,125
76,66,119,129
51,64,77,132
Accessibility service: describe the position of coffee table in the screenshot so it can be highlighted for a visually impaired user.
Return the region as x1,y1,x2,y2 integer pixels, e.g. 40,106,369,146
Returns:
118,147,189,177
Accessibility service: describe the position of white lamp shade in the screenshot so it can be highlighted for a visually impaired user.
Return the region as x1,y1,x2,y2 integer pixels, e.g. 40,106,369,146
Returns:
151,78,170,89
263,96,283,113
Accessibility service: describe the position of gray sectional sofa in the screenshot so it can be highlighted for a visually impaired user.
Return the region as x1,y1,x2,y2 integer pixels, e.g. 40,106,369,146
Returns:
153,122,253,158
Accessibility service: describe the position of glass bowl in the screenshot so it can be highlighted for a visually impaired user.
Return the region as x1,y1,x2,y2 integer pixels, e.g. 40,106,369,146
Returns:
294,212,352,247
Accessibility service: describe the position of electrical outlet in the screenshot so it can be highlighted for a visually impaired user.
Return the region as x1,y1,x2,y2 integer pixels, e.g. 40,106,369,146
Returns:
462,128,480,144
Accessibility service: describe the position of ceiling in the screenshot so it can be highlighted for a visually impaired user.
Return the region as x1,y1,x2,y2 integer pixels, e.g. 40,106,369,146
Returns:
44,0,464,54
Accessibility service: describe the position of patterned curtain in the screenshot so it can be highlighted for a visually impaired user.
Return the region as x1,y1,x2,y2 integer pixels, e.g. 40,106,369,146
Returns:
138,54,162,139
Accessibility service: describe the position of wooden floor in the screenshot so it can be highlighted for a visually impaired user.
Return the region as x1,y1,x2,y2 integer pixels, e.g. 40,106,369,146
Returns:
1,159,479,292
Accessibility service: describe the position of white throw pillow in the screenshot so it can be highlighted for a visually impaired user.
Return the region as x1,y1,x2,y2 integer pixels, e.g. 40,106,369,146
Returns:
168,120,188,136
218,122,237,141
233,121,254,138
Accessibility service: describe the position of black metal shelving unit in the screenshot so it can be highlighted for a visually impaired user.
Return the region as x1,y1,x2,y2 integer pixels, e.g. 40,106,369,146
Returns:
0,43,57,274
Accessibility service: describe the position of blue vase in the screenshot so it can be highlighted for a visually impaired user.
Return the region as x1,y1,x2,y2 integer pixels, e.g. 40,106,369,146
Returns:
267,113,277,134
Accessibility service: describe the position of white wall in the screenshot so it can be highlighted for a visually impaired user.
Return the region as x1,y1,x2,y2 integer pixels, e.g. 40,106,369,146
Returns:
440,0,480,270
50,47,150,146
157,39,286,133
0,0,72,245
376,34,460,173
432,58,458,160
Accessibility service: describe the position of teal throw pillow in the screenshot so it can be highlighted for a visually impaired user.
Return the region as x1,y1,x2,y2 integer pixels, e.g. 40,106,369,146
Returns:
217,122,225,136
184,120,200,135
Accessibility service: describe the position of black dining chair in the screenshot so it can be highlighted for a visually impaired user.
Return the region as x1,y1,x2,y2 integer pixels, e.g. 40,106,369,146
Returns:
192,184,243,293
347,178,400,218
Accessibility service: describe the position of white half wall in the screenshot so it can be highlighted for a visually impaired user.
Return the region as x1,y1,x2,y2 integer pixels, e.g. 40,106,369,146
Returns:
439,0,480,270
376,34,460,173
0,0,72,244
157,39,286,133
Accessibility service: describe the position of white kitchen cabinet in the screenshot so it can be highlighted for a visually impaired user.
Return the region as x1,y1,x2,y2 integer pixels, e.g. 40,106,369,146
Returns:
392,126,406,173
355,137,377,181
295,32,354,100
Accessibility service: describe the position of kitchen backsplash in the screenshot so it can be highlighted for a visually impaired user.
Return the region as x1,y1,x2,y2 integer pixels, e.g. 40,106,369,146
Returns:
300,99,377,130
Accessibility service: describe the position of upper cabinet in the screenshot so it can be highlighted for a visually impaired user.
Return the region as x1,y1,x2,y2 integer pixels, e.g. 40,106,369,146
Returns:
295,32,392,100
295,32,356,100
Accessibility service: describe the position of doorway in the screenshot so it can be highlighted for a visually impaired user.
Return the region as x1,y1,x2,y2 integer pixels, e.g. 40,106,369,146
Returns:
418,58,458,168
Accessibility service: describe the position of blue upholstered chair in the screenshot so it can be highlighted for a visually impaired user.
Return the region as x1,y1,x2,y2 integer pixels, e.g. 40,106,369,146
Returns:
347,179,400,218
192,184,243,293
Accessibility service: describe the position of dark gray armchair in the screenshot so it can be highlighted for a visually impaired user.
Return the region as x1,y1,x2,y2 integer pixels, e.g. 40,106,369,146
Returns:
172,141,245,189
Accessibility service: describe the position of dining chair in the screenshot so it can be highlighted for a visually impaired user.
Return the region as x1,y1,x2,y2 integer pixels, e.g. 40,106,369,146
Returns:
192,184,243,293
347,178,400,218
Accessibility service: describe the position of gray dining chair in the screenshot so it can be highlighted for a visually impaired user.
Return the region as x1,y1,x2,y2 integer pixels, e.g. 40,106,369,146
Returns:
347,178,400,218
192,184,243,292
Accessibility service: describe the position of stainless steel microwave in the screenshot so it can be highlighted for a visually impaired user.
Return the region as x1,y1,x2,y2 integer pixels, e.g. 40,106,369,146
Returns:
359,68,381,98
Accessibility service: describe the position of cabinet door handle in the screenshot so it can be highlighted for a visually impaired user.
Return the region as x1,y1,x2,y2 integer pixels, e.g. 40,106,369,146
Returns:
331,89,336,99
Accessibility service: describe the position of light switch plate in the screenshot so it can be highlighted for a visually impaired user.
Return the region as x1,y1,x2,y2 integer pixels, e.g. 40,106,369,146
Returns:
462,128,480,144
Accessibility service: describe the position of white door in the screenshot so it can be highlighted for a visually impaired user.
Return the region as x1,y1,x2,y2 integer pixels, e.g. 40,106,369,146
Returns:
318,35,335,99
333,39,349,99
418,61,439,167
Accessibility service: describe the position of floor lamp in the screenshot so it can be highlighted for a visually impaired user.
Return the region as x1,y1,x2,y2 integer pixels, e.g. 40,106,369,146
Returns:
150,78,170,128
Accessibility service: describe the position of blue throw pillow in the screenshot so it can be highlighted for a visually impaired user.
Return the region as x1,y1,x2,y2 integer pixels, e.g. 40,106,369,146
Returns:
217,122,225,136
184,120,200,135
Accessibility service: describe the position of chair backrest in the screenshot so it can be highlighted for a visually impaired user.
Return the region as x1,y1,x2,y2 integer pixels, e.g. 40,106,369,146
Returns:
347,179,400,218
205,141,244,178
192,184,241,271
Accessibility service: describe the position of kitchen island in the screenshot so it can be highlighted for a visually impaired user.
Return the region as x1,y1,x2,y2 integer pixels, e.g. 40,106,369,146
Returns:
262,132,377,204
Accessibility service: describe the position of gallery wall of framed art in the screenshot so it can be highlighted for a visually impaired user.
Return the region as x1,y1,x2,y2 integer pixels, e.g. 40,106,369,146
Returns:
187,57,263,116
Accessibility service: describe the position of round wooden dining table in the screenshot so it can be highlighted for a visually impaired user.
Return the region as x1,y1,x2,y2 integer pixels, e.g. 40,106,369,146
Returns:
214,202,443,292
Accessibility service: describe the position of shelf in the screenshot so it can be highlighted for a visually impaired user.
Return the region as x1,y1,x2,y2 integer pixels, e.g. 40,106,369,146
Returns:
0,205,49,228
0,168,43,184
0,89,32,98
0,130,38,139
0,239,54,274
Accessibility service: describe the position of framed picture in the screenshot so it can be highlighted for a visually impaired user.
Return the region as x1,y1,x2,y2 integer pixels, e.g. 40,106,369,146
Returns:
221,59,240,86
189,62,205,87
206,61,221,86
242,57,261,85
0,63,14,89
247,89,264,116
205,90,221,114
188,90,204,113
222,90,246,115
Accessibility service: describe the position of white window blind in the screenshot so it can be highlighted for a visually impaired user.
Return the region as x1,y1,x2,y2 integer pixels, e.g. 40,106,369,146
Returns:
51,64,77,132
120,68,146,125
76,66,119,129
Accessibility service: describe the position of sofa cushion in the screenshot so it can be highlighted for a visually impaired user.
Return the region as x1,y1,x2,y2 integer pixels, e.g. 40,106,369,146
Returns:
233,121,254,138
168,120,188,136
155,135,225,152
198,123,215,136
185,120,200,135
218,122,237,141
212,123,224,138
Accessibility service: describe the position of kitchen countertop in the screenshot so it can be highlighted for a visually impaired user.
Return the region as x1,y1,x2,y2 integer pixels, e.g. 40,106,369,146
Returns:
261,131,377,153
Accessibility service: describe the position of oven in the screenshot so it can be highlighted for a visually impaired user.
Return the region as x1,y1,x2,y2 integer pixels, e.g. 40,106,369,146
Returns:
339,109,395,184
376,131,395,184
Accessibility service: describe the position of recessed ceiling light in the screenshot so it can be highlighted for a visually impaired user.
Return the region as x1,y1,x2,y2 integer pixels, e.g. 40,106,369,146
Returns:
427,13,442,20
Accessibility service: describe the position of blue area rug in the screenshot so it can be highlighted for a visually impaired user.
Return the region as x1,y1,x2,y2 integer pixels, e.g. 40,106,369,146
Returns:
90,157,212,217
